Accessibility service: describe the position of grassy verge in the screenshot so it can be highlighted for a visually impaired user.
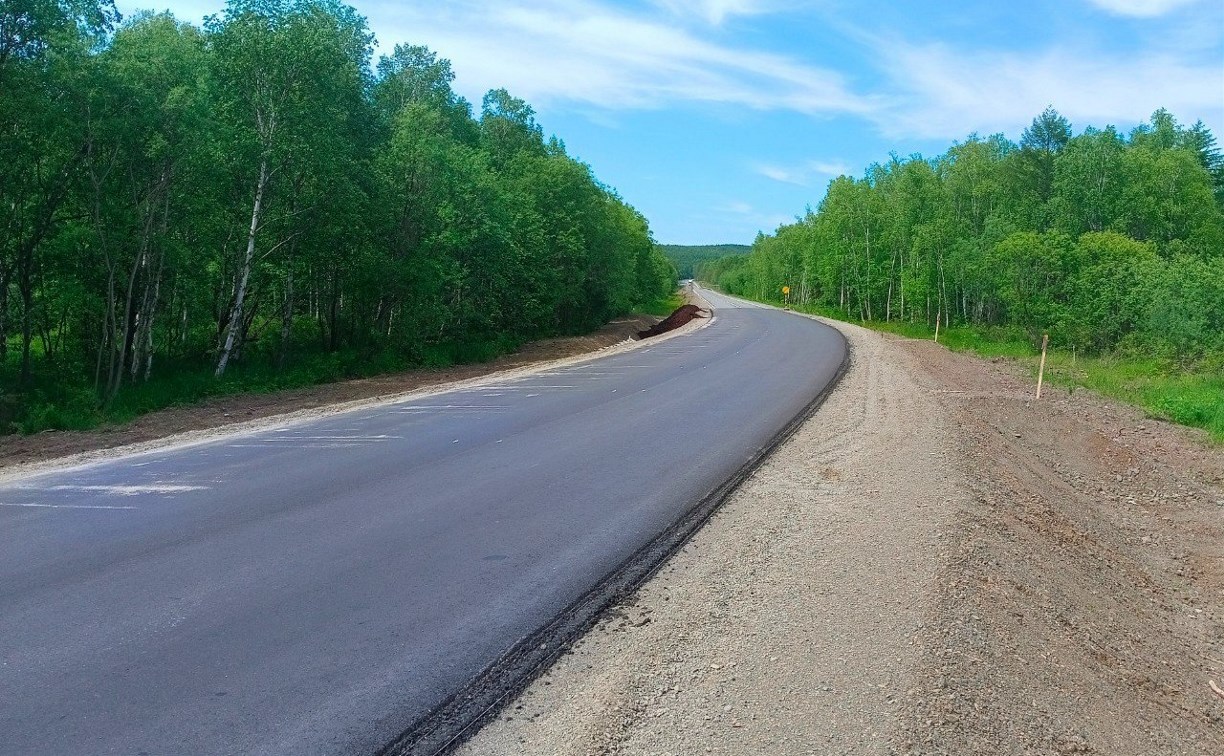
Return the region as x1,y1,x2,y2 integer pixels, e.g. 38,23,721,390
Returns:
3,338,507,435
734,293,1224,444
2,296,678,435
637,290,687,317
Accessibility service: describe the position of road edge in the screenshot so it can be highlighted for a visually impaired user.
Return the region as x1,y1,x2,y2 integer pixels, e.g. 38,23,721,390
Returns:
0,305,715,485
377,296,851,756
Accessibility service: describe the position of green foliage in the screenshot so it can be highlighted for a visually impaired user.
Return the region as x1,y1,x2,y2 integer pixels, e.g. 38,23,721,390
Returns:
0,0,675,433
638,290,686,317
699,106,1223,361
698,106,1223,440
658,244,750,278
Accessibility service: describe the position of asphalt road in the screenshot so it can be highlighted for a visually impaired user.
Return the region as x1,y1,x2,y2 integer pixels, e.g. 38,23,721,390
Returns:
0,287,847,756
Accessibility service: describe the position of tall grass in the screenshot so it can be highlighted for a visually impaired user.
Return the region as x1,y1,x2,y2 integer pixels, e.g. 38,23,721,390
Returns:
637,291,687,317
760,296,1224,444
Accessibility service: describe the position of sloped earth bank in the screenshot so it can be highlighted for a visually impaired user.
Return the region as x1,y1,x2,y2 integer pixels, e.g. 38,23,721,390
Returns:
459,319,1224,756
0,315,661,472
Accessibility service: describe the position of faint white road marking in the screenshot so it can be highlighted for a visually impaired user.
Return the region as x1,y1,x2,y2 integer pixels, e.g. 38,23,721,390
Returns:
398,405,509,410
281,435,401,440
37,484,206,496
479,386,576,390
227,443,363,448
1,502,138,510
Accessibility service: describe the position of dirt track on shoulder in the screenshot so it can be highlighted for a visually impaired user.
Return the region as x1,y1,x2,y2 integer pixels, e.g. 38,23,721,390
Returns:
460,318,1224,756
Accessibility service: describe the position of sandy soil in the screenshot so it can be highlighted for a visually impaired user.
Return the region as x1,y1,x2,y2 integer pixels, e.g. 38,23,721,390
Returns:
459,318,1224,756
0,315,664,473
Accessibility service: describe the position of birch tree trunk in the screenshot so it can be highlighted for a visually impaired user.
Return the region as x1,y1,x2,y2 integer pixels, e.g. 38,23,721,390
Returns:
216,156,269,377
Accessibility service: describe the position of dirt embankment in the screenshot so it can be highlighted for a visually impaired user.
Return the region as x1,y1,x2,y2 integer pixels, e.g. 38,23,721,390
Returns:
0,315,662,472
459,318,1224,756
901,338,1223,755
636,304,709,339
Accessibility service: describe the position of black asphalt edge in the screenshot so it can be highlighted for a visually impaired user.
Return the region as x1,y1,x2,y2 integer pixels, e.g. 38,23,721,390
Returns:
375,305,852,756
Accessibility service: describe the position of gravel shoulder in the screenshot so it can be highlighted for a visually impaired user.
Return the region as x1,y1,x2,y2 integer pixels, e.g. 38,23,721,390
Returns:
459,318,964,756
458,317,1224,756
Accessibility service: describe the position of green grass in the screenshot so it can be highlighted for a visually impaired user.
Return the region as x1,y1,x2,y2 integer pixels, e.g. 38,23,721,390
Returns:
1,296,690,435
1042,354,1224,442
637,290,687,317
728,291,1224,444
1,333,521,435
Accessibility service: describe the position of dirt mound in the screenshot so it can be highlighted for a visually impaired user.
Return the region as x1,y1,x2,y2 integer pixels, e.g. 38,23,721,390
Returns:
637,304,708,339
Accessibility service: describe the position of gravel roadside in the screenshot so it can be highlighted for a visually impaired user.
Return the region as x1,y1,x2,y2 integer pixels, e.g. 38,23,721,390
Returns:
458,316,1224,755
899,338,1224,755
459,318,966,756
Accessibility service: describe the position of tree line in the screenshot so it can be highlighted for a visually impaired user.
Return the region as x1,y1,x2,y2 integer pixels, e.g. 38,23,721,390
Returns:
0,0,675,431
700,108,1224,362
656,244,750,279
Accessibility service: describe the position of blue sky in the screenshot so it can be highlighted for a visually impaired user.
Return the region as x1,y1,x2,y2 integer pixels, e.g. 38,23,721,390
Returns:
120,0,1224,244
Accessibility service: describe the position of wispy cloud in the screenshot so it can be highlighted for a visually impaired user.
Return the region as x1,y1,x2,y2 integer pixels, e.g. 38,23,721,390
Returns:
1084,0,1202,17
715,199,792,232
753,159,850,185
651,0,781,25
373,0,874,116
870,39,1224,139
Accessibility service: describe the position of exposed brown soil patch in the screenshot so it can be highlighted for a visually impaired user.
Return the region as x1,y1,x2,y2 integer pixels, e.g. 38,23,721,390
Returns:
636,304,708,339
898,337,1224,755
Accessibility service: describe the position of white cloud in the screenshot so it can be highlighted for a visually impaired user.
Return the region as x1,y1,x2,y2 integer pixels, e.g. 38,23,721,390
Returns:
753,159,850,185
370,0,874,116
143,0,1221,149
1084,0,1201,17
715,199,792,231
872,40,1224,140
754,164,805,184
652,0,776,25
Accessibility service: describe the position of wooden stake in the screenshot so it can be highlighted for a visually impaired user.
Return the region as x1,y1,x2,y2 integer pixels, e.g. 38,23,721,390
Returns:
1036,333,1049,399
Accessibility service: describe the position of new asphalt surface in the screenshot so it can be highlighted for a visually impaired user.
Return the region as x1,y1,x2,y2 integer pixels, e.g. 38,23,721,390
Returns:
0,287,846,755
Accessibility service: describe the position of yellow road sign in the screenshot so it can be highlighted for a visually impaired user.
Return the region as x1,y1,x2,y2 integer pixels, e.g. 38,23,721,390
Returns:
782,286,790,295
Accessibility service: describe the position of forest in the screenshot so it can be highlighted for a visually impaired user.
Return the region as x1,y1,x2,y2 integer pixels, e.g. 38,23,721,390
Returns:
0,0,676,433
657,244,750,279
699,107,1224,364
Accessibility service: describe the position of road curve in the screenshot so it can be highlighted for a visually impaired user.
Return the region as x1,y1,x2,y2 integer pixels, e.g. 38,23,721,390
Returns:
0,287,846,756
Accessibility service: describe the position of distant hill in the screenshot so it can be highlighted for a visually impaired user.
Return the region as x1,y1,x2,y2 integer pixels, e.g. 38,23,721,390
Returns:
657,244,751,278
